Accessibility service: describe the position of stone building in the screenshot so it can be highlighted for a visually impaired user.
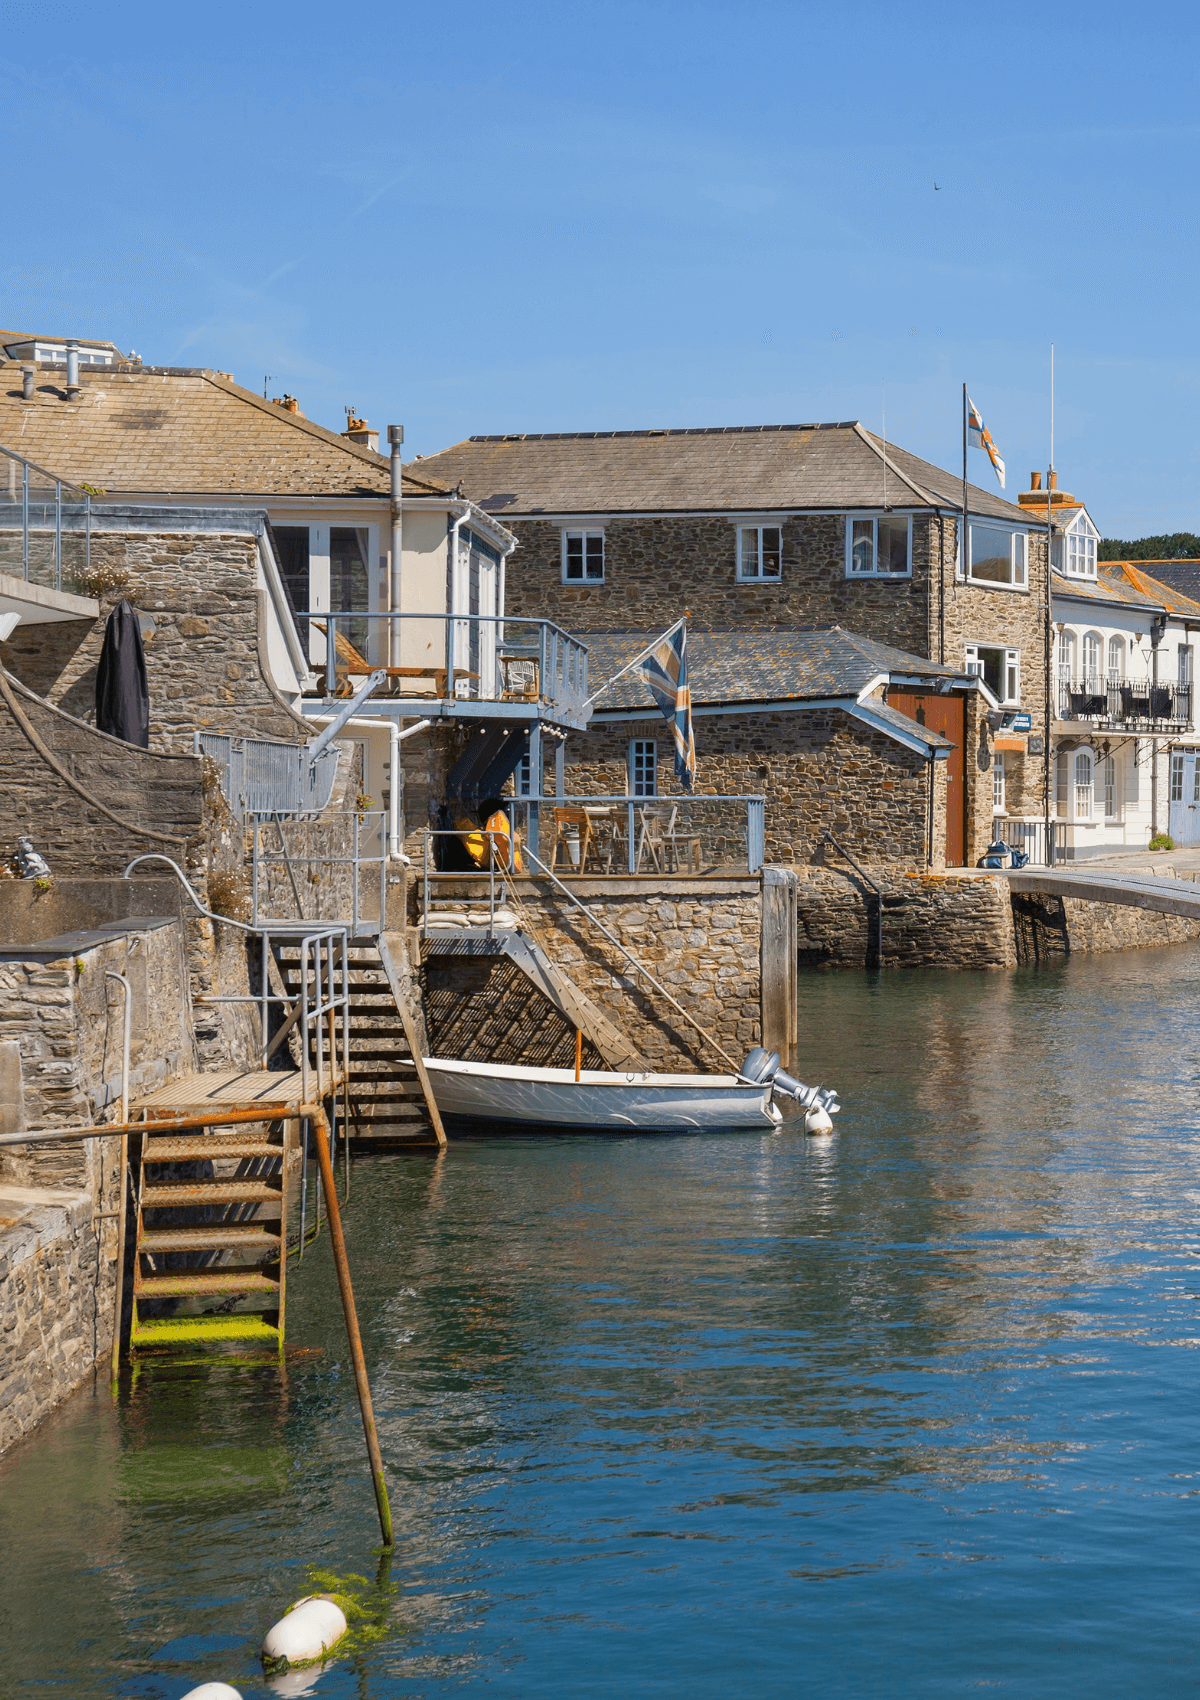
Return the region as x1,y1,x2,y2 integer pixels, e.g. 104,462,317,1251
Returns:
409,422,1049,867
548,628,996,870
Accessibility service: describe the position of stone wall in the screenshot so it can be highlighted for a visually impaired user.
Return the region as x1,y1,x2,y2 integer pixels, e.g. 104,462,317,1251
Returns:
399,722,461,858
504,513,933,652
1012,889,1200,963
563,707,942,870
0,672,203,878
0,528,308,752
416,875,763,1071
794,867,1017,971
0,1185,114,1456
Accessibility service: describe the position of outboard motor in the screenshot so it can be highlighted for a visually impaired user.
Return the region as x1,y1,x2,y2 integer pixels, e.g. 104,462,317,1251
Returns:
740,1048,841,1133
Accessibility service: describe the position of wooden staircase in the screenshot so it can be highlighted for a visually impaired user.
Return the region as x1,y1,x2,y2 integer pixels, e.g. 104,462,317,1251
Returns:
129,1118,289,1353
276,938,444,1148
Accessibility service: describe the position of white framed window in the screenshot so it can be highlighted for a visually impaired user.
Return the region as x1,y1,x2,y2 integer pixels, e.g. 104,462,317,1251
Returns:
1082,632,1101,683
965,644,1020,706
1108,635,1125,680
1057,628,1075,682
1171,752,1185,803
846,514,911,577
630,739,657,797
562,529,604,583
993,752,1006,812
737,524,782,581
962,520,1028,588
1056,751,1069,817
1074,750,1093,820
1179,644,1194,687
1102,755,1118,820
1055,514,1099,579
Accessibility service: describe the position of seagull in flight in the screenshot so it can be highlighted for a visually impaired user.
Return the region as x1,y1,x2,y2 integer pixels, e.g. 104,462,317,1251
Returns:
934,181,941,190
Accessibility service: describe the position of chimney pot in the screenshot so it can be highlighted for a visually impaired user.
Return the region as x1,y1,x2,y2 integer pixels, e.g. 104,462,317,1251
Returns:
20,365,34,400
1031,471,1042,491
65,339,80,401
1049,470,1058,491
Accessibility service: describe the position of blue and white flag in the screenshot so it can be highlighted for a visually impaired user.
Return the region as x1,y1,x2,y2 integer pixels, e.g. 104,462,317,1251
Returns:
631,619,696,792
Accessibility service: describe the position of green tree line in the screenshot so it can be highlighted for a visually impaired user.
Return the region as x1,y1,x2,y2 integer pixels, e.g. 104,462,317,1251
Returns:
1098,532,1200,561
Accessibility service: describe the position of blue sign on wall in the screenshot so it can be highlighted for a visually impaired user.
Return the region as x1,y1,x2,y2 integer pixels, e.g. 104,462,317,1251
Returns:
1006,712,1032,732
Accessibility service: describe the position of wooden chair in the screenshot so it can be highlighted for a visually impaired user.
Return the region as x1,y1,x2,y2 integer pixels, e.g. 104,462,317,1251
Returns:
635,805,671,872
312,621,371,695
664,808,703,873
551,807,600,873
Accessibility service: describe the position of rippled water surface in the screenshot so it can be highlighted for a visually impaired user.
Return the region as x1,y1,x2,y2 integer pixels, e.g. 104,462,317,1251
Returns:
4,946,1200,1697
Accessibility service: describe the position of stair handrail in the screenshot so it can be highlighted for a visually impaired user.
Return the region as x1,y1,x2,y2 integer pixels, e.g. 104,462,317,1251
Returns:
124,853,260,933
519,845,741,1073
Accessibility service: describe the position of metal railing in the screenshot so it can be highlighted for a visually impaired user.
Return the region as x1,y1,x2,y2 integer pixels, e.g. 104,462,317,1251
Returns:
421,829,511,938
508,794,767,875
1002,818,1061,867
0,442,92,592
250,810,388,935
1058,676,1192,728
196,730,340,821
295,609,590,723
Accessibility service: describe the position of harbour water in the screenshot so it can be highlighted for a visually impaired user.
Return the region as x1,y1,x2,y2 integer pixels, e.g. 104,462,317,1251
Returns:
3,944,1200,1697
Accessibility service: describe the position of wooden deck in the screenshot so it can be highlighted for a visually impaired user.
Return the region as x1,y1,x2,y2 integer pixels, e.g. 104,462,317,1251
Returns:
133,1068,342,1116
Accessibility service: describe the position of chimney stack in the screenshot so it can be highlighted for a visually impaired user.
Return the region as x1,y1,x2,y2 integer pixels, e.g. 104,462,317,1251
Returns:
65,340,80,401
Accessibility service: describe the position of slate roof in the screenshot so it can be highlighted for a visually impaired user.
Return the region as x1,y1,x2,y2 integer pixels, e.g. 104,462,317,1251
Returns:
1108,560,1200,609
1053,562,1200,620
0,364,454,501
584,627,969,713
409,422,1026,523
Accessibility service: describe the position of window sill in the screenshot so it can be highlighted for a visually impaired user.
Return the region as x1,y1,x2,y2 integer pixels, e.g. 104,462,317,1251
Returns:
736,575,783,585
844,572,913,582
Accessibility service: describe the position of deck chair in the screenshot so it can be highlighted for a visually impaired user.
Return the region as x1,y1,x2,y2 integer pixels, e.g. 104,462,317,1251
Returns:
551,807,599,872
312,621,371,695
663,807,703,873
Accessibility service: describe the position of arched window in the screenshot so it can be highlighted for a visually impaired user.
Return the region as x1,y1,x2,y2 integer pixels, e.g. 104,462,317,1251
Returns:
1057,629,1075,679
1074,750,1093,820
1082,632,1101,683
1108,635,1125,680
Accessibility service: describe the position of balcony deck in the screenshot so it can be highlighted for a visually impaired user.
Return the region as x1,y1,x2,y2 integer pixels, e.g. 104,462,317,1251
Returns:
1056,677,1192,732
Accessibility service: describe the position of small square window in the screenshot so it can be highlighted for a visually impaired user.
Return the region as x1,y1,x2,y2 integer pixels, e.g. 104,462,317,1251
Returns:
737,524,783,581
966,644,1020,706
563,530,604,583
845,515,910,577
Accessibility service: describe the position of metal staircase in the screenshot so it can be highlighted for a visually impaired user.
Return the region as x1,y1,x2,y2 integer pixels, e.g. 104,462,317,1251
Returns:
129,1114,289,1353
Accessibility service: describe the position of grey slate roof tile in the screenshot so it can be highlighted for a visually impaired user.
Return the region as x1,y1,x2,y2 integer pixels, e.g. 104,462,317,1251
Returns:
410,422,1026,523
584,627,968,711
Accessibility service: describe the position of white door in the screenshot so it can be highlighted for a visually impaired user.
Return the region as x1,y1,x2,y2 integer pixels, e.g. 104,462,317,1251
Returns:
1168,752,1200,845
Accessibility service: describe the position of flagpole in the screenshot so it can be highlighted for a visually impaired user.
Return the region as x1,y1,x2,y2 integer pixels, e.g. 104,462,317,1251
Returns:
581,616,686,709
961,382,968,588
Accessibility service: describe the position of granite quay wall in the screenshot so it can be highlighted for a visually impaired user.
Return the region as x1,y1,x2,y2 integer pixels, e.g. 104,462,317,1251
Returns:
414,874,763,1071
794,868,1017,971
1011,889,1200,963
0,1185,114,1456
0,528,308,752
564,708,943,871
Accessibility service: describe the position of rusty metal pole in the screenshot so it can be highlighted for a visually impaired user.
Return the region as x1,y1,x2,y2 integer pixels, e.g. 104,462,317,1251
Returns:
311,1108,394,1546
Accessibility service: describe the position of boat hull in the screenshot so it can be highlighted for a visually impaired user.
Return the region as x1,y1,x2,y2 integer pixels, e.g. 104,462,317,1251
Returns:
424,1058,781,1133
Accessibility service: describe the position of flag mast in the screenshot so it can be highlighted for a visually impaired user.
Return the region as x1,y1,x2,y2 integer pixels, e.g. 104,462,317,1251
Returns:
961,381,969,586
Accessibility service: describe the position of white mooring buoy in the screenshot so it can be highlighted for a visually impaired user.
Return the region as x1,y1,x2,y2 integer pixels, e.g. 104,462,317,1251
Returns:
262,1595,349,1668
804,1105,835,1134
179,1685,243,1700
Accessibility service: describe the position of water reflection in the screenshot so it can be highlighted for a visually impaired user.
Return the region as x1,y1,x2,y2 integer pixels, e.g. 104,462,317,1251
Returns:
3,945,1200,1695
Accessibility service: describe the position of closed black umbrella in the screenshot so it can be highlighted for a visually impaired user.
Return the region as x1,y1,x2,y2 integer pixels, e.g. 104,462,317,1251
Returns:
95,598,149,748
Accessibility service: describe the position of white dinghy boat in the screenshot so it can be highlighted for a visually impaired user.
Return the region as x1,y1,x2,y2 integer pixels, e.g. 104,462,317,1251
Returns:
422,1049,839,1136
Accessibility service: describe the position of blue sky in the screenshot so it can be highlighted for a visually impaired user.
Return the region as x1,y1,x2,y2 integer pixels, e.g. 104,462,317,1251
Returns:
1,0,1197,536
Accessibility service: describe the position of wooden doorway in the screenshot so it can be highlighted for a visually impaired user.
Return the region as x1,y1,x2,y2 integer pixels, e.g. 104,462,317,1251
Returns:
889,689,967,866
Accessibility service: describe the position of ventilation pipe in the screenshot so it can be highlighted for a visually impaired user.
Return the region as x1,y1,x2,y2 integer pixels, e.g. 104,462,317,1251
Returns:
20,366,34,400
65,341,81,401
388,424,403,669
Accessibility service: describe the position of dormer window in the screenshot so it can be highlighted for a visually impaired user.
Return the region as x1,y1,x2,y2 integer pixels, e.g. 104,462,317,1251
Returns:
1055,512,1099,579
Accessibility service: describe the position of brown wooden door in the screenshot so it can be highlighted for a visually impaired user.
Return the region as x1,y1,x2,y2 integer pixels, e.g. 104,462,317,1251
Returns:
889,689,966,867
